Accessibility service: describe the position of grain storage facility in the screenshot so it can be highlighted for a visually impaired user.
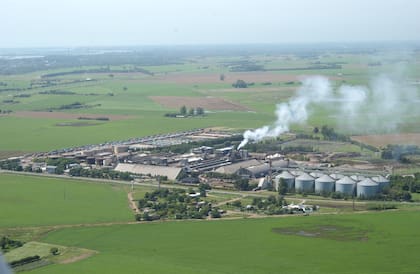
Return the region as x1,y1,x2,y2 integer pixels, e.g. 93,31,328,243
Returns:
315,174,335,194
295,173,315,193
335,176,356,196
274,171,295,191
357,178,379,198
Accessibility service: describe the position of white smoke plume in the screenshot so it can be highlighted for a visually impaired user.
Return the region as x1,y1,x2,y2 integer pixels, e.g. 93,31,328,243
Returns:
238,76,333,149
237,74,419,149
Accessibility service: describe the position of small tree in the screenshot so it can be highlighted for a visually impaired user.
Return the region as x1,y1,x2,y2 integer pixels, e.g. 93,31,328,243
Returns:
220,74,225,81
50,247,59,255
180,105,187,115
188,108,195,116
196,107,204,115
278,178,288,195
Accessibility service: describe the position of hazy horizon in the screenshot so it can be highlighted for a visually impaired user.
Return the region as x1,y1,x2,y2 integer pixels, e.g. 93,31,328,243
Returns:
2,0,419,48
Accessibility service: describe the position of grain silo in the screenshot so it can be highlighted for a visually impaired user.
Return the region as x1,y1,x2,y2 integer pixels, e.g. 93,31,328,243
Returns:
315,174,335,194
295,173,315,193
357,178,379,198
335,176,356,196
274,171,295,191
350,175,366,182
372,175,390,192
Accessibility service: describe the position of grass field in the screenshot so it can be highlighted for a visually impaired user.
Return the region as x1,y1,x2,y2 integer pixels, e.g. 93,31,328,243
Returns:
1,51,418,152
0,174,133,227
23,211,420,274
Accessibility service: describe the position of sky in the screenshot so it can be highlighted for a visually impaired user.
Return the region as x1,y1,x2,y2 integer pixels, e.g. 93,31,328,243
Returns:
1,0,419,48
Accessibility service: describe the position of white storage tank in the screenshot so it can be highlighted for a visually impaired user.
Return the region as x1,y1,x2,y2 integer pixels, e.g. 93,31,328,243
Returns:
295,173,315,193
357,178,379,198
372,175,390,192
335,176,356,196
315,174,335,194
274,171,295,191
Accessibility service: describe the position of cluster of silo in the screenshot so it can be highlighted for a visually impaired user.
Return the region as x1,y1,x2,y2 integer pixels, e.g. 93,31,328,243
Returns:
272,169,389,198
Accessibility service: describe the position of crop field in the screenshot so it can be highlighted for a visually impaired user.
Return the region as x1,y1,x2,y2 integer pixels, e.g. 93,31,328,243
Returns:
0,173,133,227
352,133,420,147
21,211,420,274
1,50,419,152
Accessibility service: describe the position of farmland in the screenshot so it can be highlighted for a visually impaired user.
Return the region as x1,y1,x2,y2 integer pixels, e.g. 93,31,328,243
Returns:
1,46,419,152
21,211,420,274
0,173,133,227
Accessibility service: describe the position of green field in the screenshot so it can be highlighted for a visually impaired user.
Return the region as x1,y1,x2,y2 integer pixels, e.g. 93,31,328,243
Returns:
0,173,132,227
23,211,420,274
1,50,419,152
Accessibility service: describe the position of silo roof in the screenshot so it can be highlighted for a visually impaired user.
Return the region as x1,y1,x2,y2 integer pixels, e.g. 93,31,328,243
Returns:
277,171,295,179
315,174,335,183
350,175,366,181
372,175,389,183
330,173,344,180
336,176,356,185
296,173,314,181
310,172,324,178
358,178,379,186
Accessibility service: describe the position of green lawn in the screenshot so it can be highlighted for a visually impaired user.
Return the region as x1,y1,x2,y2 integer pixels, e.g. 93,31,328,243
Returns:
0,174,133,227
27,210,420,274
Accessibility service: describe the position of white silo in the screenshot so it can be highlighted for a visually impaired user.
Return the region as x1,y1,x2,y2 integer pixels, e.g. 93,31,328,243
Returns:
274,171,295,191
335,176,356,196
357,178,379,198
295,173,315,193
315,174,335,194
372,175,390,192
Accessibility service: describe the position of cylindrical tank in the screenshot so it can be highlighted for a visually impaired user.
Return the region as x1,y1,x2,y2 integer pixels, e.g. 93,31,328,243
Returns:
335,176,356,196
372,175,390,192
315,174,335,194
274,171,295,191
357,178,379,198
350,175,366,182
295,173,315,193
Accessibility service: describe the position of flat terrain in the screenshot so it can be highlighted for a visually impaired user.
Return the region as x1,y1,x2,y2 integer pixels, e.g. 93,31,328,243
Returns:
0,50,418,152
27,211,420,274
150,96,250,111
0,174,133,227
352,133,420,147
12,111,134,121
